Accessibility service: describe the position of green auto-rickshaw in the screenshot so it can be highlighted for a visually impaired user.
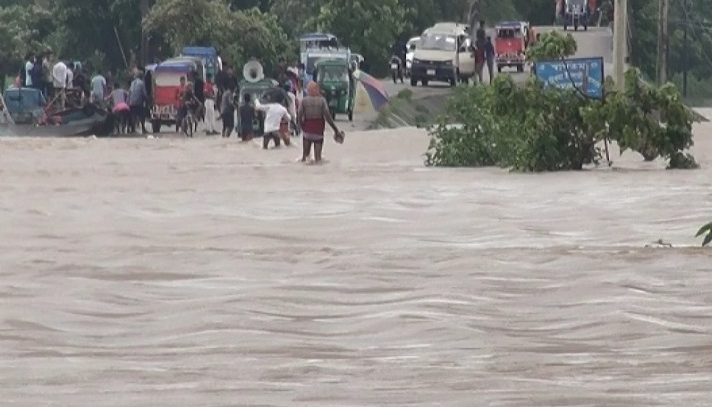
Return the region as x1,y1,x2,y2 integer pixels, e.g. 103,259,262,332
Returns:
314,59,355,121
237,78,277,137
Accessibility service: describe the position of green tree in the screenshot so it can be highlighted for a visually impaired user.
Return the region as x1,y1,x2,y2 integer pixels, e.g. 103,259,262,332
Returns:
144,0,295,75
426,69,697,171
268,0,315,36
526,30,577,62
49,0,143,70
308,0,408,75
227,0,269,10
0,5,54,79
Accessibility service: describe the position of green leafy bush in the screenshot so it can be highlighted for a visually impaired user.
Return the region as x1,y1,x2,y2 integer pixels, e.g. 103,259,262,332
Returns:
426,32,697,172
526,30,578,62
397,88,413,101
603,70,697,168
426,74,604,171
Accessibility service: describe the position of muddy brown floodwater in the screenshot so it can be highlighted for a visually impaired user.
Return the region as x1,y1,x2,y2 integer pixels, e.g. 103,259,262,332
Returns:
1,125,711,406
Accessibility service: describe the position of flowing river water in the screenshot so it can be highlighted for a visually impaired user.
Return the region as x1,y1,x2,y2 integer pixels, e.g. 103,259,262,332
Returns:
1,126,711,406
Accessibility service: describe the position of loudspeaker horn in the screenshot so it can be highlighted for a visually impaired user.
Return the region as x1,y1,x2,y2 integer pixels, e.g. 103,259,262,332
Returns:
243,59,264,83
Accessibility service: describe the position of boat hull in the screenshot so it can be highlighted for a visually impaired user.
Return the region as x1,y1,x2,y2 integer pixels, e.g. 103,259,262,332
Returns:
0,105,111,138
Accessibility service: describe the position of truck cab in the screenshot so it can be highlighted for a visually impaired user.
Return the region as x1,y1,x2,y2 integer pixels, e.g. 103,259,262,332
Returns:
410,25,475,87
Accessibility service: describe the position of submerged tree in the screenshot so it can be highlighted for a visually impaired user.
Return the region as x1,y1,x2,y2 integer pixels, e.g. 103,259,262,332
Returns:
697,222,712,247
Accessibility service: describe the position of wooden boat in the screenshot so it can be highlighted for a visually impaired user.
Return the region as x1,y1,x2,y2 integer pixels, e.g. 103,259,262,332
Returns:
1,88,111,137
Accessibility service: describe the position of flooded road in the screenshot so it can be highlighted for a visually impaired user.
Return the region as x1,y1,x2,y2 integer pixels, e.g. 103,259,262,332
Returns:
1,126,711,406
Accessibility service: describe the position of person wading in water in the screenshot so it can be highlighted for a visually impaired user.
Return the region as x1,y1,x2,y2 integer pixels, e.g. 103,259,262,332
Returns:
297,82,343,163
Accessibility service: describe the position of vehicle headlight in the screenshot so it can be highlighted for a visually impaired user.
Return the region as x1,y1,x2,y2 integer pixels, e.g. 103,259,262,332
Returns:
443,60,452,66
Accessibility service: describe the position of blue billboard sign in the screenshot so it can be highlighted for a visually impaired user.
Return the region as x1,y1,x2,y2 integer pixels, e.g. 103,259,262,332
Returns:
534,57,604,99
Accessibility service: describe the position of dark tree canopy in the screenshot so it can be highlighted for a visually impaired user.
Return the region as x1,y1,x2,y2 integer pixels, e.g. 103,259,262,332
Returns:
1,0,709,97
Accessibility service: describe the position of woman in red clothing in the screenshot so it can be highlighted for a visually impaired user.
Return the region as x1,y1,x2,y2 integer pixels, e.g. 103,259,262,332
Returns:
297,82,343,163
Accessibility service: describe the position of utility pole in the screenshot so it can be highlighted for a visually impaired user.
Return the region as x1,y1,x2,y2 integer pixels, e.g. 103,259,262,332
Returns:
683,0,689,97
612,0,627,90
656,0,669,84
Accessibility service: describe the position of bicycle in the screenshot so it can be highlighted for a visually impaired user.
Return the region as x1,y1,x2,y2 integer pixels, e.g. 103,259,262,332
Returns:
181,107,196,137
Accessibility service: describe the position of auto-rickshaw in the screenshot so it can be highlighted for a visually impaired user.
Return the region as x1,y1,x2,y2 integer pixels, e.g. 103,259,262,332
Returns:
494,21,529,73
314,58,354,121
150,59,202,133
237,60,278,138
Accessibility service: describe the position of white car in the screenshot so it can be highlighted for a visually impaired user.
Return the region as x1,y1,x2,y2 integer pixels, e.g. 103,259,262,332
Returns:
405,36,420,77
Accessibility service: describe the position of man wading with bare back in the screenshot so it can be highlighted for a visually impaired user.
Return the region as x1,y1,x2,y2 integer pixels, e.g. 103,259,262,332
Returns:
298,82,343,164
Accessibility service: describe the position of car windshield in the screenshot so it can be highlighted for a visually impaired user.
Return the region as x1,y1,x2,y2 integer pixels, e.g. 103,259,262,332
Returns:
307,57,328,74
419,34,457,51
317,65,349,82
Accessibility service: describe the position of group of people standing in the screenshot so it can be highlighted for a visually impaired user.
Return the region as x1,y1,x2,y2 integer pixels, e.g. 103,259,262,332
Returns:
194,60,341,163
16,50,152,134
18,51,87,109
89,67,151,134
474,20,496,84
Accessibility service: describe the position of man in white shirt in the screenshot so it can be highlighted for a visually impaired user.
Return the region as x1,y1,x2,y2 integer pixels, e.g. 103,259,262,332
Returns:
24,55,34,87
52,60,68,109
255,98,292,149
66,63,74,89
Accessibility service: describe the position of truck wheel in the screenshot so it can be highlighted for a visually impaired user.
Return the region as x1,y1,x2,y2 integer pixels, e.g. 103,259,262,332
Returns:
563,24,568,31
151,120,161,134
410,77,417,87
574,23,578,31
584,24,588,31
348,109,353,122
422,79,429,87
450,77,457,87
497,65,502,73
517,65,524,73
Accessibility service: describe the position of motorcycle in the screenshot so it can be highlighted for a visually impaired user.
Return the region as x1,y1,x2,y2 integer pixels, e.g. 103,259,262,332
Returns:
390,56,404,84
